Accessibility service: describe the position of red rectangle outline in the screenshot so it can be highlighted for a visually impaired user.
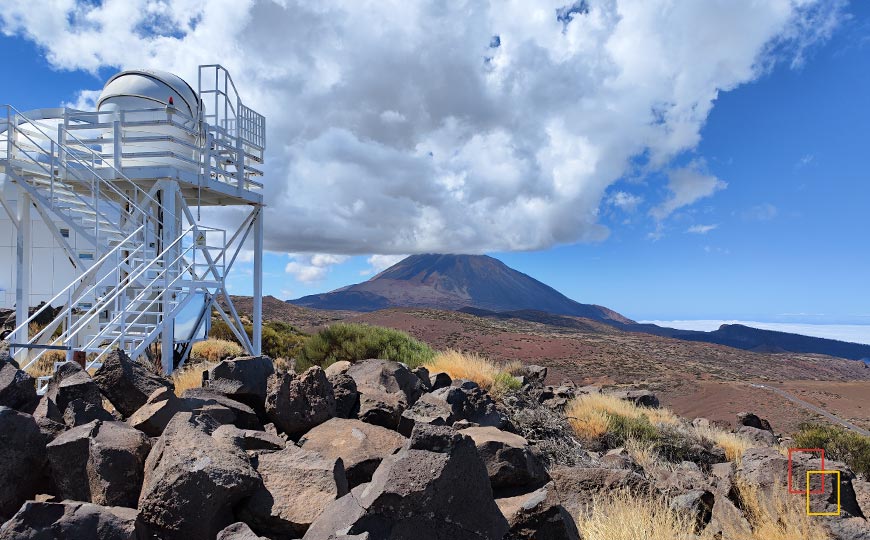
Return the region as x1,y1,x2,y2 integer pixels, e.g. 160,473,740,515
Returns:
788,448,825,494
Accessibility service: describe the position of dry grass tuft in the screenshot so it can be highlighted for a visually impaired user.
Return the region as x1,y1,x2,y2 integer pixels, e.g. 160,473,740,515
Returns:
576,489,696,540
566,393,679,438
694,424,757,463
171,363,212,396
568,405,612,440
732,477,829,540
24,350,66,378
190,338,244,363
273,357,295,373
425,349,520,396
623,437,670,473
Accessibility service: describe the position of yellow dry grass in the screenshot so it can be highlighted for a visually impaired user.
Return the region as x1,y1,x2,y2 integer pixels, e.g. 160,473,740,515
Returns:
623,438,670,473
565,393,679,439
171,363,211,396
424,349,520,395
576,489,697,540
23,349,66,378
190,338,243,363
694,424,757,463
731,478,829,540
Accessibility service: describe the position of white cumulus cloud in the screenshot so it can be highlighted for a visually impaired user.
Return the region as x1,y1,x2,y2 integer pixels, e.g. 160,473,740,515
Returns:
687,224,718,234
285,253,349,283
651,161,728,221
0,0,844,256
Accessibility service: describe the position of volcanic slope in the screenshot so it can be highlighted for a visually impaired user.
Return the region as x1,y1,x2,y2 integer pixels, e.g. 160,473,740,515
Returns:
289,254,633,324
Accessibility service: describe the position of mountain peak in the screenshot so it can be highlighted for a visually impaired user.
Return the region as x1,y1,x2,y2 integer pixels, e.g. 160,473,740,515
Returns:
290,254,634,324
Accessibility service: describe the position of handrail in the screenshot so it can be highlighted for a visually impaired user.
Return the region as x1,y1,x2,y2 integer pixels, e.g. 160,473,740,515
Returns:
51,223,198,347
4,118,125,237
6,224,145,346
81,240,200,354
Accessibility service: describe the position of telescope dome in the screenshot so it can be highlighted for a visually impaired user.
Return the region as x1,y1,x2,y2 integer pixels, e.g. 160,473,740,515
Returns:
97,69,201,118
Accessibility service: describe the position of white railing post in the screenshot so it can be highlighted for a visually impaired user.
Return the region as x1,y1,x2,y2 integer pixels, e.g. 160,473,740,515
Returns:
113,119,122,174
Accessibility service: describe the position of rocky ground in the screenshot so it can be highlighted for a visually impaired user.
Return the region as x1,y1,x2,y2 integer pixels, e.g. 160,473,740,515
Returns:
0,350,868,539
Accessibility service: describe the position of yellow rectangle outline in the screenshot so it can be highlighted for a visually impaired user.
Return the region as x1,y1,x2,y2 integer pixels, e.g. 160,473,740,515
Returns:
806,470,840,516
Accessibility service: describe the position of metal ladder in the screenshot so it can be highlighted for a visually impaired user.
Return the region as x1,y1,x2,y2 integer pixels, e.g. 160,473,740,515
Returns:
1,106,220,389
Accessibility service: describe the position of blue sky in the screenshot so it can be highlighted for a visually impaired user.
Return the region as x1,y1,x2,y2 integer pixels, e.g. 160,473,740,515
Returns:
1,1,868,326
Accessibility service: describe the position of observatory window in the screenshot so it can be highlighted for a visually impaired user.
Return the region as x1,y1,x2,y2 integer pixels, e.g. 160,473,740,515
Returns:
77,302,93,310
78,252,94,261
60,228,70,238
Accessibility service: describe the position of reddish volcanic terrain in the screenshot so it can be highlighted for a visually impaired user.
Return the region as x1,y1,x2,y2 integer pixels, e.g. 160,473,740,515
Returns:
231,296,870,434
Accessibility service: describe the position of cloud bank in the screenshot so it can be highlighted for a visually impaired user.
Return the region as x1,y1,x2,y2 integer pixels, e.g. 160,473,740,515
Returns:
0,0,843,258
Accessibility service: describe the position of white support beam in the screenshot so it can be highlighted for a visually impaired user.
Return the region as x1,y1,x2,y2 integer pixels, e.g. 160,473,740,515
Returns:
252,205,263,355
0,178,19,227
160,180,177,375
15,189,31,364
29,198,85,274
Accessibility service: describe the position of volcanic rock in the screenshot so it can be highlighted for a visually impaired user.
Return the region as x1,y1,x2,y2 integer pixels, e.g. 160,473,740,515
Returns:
137,412,261,540
461,425,548,491
265,366,336,437
496,482,579,540
207,355,274,412
213,424,286,452
303,424,509,540
328,372,358,419
0,361,36,410
0,501,147,540
344,359,423,429
40,361,112,427
736,412,773,432
46,419,151,507
239,447,348,537
217,522,269,540
669,489,715,533
92,350,173,417
0,406,48,520
298,417,406,488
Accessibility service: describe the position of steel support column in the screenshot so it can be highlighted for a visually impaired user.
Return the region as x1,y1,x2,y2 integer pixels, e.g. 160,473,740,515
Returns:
159,180,177,374
14,189,31,364
252,205,263,356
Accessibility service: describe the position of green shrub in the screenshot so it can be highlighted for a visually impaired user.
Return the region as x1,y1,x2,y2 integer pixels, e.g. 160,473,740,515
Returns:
299,323,435,370
491,371,522,396
793,423,870,477
605,413,661,448
208,317,306,361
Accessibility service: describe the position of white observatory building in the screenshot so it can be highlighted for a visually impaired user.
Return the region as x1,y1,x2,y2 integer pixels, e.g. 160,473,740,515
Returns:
1,65,265,388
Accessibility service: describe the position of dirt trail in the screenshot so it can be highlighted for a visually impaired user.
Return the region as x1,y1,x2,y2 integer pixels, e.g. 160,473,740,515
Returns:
751,383,870,437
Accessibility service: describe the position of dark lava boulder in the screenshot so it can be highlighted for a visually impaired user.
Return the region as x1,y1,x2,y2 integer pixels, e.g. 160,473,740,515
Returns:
137,412,261,540
239,446,348,537
299,417,406,488
207,355,275,413
93,350,173,417
0,501,148,540
344,359,423,430
303,424,509,540
265,366,336,437
0,361,36,411
0,406,48,520
46,419,151,507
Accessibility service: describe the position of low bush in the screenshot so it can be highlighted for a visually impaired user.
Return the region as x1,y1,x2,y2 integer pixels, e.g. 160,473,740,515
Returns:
733,477,829,540
566,393,679,447
209,318,307,362
575,489,696,540
299,323,435,370
171,363,211,396
694,424,756,463
424,349,520,395
190,338,243,363
793,423,870,477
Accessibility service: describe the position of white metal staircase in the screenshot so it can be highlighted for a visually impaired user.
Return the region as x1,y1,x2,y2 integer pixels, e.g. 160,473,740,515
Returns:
1,105,223,388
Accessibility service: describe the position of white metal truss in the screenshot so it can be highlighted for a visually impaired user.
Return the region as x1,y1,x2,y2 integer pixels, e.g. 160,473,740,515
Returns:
0,65,265,390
